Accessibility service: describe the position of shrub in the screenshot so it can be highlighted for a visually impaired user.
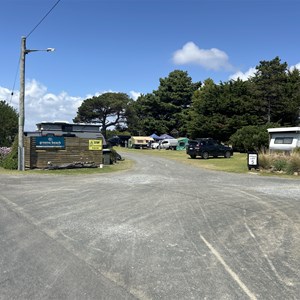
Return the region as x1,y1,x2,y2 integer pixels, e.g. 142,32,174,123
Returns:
229,123,279,152
258,153,272,170
0,147,12,166
2,137,18,170
286,154,300,175
292,147,300,155
271,156,288,172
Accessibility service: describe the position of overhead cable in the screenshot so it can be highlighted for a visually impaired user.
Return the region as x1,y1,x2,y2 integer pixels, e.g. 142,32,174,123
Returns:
26,0,62,38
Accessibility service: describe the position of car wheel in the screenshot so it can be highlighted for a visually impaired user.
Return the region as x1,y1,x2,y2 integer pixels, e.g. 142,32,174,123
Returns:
190,154,196,159
202,152,209,159
224,151,231,158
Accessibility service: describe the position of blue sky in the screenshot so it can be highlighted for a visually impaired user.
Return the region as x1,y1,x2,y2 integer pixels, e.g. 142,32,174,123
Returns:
1,0,300,130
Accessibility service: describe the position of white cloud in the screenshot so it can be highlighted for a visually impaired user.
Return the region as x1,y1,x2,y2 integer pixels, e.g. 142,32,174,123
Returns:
0,80,83,131
172,41,233,71
290,62,300,71
129,90,141,100
0,80,142,131
229,62,300,81
229,67,256,81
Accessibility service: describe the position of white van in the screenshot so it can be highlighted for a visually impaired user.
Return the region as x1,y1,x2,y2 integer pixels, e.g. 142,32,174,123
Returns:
159,139,178,150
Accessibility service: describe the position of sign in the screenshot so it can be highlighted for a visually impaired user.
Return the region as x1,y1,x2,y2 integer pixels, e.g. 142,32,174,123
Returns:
36,136,65,148
248,153,258,165
89,139,102,150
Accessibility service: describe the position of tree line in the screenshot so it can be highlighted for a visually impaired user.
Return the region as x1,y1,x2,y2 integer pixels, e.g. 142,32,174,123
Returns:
2,56,300,150
75,56,300,148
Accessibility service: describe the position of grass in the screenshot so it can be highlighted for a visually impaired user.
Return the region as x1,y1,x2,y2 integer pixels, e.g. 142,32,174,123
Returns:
116,147,249,173
0,158,134,176
2,147,299,178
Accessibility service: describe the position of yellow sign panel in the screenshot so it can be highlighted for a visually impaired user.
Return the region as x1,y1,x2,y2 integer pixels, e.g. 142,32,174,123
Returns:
89,139,103,150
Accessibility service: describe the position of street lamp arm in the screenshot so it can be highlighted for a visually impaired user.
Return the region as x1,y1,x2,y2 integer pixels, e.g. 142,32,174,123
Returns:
25,48,55,54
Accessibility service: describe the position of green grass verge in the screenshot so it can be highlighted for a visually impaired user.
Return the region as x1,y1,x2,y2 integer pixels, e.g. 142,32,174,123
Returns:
116,147,249,173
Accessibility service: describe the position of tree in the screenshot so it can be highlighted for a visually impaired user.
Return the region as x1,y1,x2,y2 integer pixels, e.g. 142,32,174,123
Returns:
73,92,133,138
285,67,300,125
127,93,169,135
0,100,18,147
251,57,288,124
130,70,201,136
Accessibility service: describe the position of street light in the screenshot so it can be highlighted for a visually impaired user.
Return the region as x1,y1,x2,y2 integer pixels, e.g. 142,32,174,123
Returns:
18,36,55,171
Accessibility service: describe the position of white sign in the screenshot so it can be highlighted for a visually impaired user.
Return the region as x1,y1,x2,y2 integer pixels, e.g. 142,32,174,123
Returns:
248,154,258,165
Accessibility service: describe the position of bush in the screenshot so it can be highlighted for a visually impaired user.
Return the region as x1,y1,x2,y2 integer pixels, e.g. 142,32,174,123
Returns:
286,154,300,175
258,153,272,170
0,147,11,166
2,137,18,170
292,147,300,155
229,123,279,152
271,156,288,172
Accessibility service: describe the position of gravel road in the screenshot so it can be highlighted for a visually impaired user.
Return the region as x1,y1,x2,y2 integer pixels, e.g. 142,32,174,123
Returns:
0,151,299,299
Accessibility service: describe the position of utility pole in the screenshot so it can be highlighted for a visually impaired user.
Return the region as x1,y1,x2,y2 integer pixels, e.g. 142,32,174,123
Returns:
17,37,55,171
18,36,26,171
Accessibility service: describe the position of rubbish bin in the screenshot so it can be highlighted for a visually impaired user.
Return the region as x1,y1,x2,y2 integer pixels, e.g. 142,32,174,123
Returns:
102,149,112,165
247,151,259,170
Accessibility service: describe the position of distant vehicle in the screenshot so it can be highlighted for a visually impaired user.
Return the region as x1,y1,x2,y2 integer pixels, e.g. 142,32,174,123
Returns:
160,139,178,150
152,139,178,150
128,136,154,149
186,138,233,159
151,142,160,149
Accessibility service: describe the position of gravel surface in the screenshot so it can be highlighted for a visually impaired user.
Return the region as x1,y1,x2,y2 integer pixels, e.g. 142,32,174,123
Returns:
0,151,299,299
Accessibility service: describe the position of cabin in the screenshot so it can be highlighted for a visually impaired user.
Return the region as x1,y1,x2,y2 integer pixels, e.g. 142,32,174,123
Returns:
267,127,300,153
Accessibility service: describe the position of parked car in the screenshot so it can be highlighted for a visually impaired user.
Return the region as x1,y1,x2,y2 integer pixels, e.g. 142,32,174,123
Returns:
186,138,233,159
152,139,178,150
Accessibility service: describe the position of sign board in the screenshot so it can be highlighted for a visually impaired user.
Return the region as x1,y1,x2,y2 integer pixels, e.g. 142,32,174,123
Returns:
36,136,65,148
248,153,258,166
89,139,102,150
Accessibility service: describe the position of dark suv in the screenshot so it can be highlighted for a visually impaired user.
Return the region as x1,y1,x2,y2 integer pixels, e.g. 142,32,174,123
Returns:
186,138,233,159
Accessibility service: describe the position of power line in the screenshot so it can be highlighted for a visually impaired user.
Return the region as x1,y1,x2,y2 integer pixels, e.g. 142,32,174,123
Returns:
9,0,62,104
26,0,62,38
9,57,21,104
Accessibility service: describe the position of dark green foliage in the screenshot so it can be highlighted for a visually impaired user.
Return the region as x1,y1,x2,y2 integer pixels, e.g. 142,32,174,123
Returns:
129,70,201,136
0,100,18,147
187,78,260,141
250,57,298,125
73,92,133,138
229,123,278,152
2,137,18,170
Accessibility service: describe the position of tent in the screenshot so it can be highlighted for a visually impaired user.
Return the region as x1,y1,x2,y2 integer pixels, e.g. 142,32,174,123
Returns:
150,133,164,140
159,133,174,140
176,137,189,150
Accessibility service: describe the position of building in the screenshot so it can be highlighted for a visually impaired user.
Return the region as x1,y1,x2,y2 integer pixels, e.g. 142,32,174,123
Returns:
267,127,300,153
24,122,106,169
26,121,106,142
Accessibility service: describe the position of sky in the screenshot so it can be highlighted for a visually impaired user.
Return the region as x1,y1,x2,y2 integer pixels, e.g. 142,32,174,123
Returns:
1,0,300,130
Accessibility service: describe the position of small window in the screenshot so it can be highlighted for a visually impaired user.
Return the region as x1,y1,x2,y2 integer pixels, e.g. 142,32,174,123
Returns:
274,137,293,144
62,124,73,132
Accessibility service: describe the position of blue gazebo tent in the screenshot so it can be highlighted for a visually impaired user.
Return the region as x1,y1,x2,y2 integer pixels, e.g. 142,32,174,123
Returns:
150,133,163,140
159,133,174,140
